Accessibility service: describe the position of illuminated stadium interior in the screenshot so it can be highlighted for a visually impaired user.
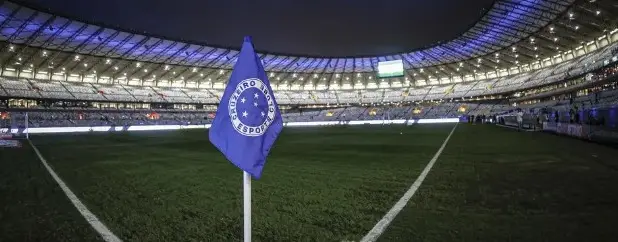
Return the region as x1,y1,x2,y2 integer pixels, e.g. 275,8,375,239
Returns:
2,0,618,241
0,0,614,90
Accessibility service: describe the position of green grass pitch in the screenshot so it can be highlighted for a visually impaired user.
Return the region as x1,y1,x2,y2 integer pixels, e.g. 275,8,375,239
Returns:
1,124,618,241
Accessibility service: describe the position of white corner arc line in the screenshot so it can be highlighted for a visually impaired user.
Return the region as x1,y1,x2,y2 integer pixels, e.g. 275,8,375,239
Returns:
360,123,459,242
28,140,122,242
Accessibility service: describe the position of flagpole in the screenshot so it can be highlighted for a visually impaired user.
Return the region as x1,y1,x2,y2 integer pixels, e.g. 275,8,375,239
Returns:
243,171,251,242
25,112,29,139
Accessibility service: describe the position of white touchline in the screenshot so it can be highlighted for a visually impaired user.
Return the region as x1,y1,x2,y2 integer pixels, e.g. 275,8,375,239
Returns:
28,140,122,242
360,123,459,242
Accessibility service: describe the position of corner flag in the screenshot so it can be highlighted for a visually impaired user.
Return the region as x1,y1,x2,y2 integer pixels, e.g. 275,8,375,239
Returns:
209,36,283,180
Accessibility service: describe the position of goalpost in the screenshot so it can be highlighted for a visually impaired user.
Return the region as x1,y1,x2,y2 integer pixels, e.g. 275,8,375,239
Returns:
0,112,29,140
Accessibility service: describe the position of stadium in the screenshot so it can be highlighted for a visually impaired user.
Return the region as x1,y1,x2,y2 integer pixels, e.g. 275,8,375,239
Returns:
1,0,618,241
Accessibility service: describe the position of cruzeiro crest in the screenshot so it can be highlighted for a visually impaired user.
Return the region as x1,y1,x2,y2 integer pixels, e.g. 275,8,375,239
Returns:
228,78,276,137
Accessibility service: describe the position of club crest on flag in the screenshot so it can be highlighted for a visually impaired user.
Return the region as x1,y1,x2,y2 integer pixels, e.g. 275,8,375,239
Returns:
228,78,276,137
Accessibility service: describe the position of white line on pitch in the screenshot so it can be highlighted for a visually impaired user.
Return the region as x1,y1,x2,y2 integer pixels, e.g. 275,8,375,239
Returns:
360,123,459,242
28,140,122,242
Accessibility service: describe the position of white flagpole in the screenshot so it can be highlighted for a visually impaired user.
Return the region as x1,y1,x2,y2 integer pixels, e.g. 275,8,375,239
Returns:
243,171,252,242
25,113,29,140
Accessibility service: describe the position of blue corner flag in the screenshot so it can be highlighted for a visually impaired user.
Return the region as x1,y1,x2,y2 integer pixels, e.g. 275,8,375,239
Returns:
209,36,283,180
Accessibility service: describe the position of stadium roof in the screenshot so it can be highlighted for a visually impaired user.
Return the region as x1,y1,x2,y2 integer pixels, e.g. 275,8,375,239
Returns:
0,0,616,89
10,0,496,57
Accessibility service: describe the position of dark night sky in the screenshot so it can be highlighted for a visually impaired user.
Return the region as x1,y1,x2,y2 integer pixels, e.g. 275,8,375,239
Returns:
14,0,495,57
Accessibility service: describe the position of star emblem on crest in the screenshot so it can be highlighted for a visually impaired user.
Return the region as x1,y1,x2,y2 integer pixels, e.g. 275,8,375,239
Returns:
228,78,277,137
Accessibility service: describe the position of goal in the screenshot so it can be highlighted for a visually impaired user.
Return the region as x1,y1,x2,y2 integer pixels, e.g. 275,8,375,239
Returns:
0,111,29,140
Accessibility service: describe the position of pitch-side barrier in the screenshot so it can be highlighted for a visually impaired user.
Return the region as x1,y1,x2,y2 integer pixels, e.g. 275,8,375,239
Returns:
3,118,460,135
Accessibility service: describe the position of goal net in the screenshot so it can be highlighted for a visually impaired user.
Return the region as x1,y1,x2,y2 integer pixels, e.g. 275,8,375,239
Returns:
0,111,28,140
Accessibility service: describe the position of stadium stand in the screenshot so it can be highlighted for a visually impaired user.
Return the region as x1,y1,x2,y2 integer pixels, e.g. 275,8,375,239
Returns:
0,38,616,107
